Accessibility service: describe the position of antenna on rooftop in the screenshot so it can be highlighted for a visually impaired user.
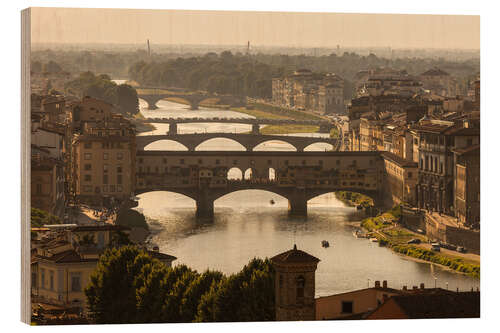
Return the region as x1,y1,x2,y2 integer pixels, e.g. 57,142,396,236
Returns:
147,39,151,57
247,41,250,55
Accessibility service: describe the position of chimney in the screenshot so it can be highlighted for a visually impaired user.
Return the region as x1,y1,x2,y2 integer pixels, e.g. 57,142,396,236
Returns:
375,281,381,288
382,280,387,288
420,283,425,290
413,286,418,290
402,286,407,291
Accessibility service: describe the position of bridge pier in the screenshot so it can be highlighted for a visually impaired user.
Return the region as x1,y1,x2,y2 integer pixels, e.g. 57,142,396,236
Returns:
288,189,308,217
190,102,199,110
168,123,178,135
196,199,214,219
252,124,260,135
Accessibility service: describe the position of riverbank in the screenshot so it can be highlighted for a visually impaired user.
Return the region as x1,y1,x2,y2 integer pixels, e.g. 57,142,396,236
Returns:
359,206,480,278
335,191,374,207
130,111,156,133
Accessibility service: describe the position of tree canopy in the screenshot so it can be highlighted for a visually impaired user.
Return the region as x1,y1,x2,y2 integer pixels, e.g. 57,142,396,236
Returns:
64,71,139,116
85,246,275,324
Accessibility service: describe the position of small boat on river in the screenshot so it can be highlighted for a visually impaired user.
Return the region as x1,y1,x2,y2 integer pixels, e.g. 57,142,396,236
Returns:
370,237,379,243
321,240,330,248
270,199,275,205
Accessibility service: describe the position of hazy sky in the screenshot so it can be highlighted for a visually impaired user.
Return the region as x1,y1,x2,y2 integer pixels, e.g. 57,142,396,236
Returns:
30,7,479,49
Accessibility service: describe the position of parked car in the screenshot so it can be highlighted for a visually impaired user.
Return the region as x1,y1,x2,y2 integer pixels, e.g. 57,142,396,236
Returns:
457,246,467,253
407,238,421,244
431,243,441,252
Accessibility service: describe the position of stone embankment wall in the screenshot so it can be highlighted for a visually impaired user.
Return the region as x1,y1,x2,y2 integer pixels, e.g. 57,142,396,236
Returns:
425,213,480,254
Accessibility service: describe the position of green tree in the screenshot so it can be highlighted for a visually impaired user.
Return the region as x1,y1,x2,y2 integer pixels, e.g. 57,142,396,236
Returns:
179,270,224,322
84,246,156,324
30,208,60,228
115,209,149,230
116,84,139,115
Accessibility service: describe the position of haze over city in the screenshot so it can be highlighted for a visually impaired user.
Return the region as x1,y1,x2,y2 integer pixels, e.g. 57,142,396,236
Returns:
30,8,479,50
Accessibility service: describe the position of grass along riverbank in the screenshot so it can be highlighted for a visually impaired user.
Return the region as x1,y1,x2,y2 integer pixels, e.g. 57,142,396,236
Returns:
359,205,480,278
335,191,374,207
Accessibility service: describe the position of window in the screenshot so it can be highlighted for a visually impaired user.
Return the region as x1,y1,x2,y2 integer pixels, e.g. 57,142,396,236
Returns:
49,270,54,290
103,152,109,160
440,162,443,174
71,273,81,292
296,276,305,300
84,174,91,182
467,138,473,146
41,268,45,289
36,184,42,194
233,160,238,165
163,158,167,164
103,174,108,184
408,172,413,179
84,164,91,171
84,142,92,149
84,153,92,160
341,301,353,314
117,165,122,173
117,175,122,185
117,152,123,160
103,164,108,173
103,185,108,192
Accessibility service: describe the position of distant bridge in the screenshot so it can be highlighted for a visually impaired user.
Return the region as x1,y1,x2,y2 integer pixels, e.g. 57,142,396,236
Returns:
138,117,334,134
136,133,340,152
136,86,246,110
134,150,388,218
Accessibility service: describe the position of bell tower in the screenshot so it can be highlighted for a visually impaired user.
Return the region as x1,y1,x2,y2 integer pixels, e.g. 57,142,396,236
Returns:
271,244,320,321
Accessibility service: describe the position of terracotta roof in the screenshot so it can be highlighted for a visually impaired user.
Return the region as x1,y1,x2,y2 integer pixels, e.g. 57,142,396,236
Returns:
452,144,480,155
148,250,177,261
421,68,450,76
35,250,98,264
381,151,418,168
271,245,320,264
389,292,479,319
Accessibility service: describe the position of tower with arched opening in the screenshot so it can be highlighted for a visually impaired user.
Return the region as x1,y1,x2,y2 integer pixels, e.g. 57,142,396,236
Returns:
271,244,320,321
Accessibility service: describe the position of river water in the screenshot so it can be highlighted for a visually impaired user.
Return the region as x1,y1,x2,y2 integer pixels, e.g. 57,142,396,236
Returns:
134,98,478,296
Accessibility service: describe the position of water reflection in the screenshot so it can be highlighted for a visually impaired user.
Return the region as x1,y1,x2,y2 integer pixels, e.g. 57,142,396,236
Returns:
134,99,478,296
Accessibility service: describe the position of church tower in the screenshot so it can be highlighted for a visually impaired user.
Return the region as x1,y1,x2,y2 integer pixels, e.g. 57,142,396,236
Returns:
271,244,320,321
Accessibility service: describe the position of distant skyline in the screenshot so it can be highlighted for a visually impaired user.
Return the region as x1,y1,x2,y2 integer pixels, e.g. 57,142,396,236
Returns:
30,8,480,50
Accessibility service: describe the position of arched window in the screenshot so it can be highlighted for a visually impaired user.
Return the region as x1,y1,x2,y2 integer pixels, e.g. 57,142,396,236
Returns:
296,275,305,299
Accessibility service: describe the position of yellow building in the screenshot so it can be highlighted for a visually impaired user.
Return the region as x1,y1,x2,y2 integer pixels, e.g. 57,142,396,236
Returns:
315,280,403,320
31,224,176,314
381,151,418,206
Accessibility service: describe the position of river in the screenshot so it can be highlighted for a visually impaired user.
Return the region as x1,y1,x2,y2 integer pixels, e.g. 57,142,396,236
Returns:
134,97,478,297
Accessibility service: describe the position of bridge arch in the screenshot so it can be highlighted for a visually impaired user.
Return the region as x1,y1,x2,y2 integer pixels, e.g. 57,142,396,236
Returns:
133,190,197,206
303,142,334,152
195,138,247,151
143,139,189,151
227,167,243,180
214,189,288,204
244,168,254,180
252,140,298,152
268,167,276,181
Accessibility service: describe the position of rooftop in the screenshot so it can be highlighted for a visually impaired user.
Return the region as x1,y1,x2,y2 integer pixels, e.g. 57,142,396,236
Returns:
271,244,320,264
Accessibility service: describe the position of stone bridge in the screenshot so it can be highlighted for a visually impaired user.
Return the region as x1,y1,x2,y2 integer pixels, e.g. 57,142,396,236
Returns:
134,150,388,218
139,117,335,134
136,133,340,152
136,87,246,110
